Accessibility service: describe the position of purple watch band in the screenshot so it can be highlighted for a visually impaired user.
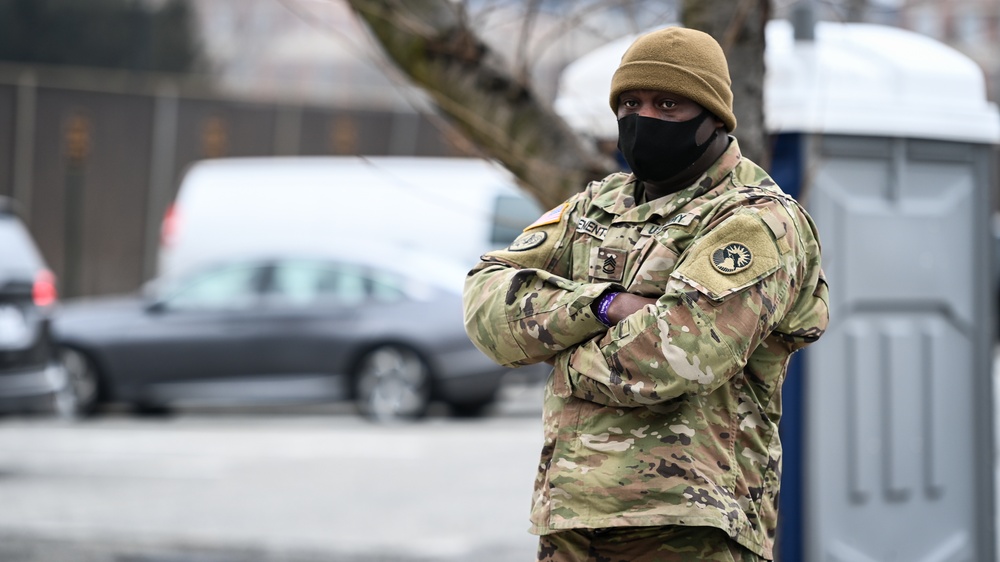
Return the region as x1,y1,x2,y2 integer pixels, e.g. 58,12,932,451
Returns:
596,292,620,327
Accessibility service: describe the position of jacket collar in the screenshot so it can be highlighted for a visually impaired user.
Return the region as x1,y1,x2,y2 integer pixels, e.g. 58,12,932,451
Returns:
599,136,743,222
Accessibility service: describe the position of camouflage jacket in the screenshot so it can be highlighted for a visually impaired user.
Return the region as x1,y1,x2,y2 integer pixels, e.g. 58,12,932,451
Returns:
462,139,829,559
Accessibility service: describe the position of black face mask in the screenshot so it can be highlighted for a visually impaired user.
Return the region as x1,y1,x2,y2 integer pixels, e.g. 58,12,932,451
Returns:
617,111,717,183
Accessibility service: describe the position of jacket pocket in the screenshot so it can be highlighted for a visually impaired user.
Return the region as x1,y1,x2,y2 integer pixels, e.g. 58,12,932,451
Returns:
626,236,680,297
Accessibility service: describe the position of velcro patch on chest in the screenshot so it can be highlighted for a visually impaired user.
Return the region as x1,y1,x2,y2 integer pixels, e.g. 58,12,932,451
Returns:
672,212,781,301
665,212,696,227
641,213,698,239
589,247,627,282
576,218,608,240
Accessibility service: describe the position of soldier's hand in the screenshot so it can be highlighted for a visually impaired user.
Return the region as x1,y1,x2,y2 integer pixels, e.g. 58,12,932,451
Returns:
606,293,657,325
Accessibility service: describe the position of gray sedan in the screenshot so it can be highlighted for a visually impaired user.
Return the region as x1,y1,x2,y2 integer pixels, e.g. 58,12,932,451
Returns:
52,257,527,421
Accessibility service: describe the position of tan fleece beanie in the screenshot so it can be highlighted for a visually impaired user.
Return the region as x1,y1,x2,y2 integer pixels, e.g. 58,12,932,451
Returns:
609,27,737,132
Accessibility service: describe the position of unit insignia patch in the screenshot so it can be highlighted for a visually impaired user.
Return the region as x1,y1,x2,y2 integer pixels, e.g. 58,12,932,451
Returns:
508,231,548,251
711,242,753,275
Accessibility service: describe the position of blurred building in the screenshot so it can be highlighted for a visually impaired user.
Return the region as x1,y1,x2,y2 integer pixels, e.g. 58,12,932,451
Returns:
189,0,419,109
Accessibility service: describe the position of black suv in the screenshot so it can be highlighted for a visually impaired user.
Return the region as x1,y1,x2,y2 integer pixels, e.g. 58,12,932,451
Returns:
0,197,66,415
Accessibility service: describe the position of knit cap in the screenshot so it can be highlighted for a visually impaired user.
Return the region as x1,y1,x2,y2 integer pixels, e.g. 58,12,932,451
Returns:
609,27,736,132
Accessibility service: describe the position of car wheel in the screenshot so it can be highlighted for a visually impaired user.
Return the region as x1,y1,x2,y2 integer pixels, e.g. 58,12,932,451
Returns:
354,345,431,422
55,347,101,418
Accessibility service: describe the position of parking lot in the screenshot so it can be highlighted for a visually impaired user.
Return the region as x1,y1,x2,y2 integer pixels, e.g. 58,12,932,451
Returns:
5,357,1000,562
0,377,546,562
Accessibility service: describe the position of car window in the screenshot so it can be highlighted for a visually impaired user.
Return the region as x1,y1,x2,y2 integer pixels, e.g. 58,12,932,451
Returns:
267,261,411,306
269,261,367,307
369,270,407,302
162,264,263,311
490,193,542,247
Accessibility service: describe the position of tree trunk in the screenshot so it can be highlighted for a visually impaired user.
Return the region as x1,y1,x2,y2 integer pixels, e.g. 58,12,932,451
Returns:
343,0,613,209
682,0,770,168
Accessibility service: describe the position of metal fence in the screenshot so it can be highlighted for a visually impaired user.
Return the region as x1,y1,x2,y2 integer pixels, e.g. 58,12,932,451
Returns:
0,63,460,298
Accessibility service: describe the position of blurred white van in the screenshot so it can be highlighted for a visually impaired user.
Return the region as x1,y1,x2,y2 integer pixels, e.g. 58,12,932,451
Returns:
157,156,542,289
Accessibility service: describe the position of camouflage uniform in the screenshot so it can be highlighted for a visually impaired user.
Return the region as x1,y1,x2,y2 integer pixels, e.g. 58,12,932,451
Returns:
463,139,829,559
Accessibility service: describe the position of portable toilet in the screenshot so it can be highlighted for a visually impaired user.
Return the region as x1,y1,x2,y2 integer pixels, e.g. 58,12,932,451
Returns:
556,19,1000,562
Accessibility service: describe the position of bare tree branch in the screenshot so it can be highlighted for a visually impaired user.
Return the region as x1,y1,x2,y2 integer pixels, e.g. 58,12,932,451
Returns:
342,0,614,208
721,0,758,52
290,0,767,209
515,0,542,82
275,0,499,161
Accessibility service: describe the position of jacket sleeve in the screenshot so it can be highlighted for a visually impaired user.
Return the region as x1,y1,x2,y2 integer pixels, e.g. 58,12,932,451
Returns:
553,202,829,406
462,199,622,368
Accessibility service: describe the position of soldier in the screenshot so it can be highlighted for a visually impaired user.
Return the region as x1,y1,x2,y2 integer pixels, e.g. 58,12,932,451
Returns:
463,26,829,561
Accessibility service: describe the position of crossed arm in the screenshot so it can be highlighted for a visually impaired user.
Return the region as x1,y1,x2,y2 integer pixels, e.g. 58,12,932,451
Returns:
463,261,788,408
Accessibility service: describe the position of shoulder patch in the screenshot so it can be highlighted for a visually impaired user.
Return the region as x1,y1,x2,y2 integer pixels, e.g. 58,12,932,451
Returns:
711,243,753,274
483,218,563,270
524,203,568,231
673,212,781,301
508,231,547,251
